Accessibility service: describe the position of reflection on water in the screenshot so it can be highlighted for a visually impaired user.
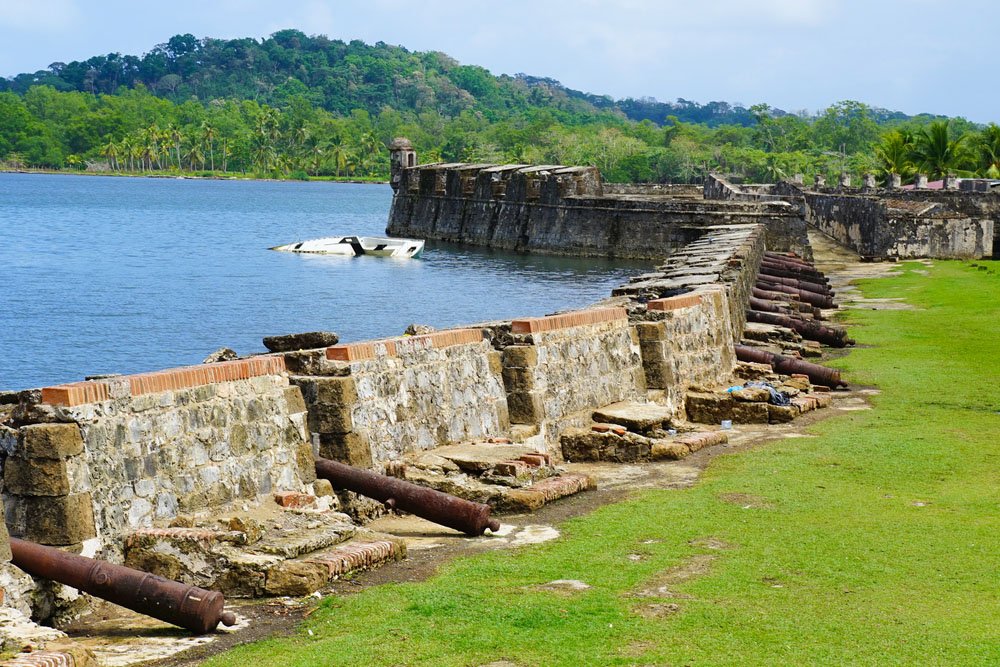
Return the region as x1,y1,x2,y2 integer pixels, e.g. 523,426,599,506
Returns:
0,174,649,390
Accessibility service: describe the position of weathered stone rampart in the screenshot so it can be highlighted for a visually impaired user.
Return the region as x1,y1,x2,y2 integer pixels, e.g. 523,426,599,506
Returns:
1,152,786,625
291,329,509,470
706,174,998,260
501,308,645,444
803,191,994,259
3,357,313,560
387,162,808,259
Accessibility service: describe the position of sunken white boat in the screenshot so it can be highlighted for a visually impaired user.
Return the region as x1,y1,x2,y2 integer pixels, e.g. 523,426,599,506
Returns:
271,235,425,258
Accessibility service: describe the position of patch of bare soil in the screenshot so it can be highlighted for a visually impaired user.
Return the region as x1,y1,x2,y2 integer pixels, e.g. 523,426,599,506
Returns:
628,553,717,600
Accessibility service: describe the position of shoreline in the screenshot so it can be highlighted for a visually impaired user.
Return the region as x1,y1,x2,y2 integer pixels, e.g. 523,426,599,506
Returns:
0,168,389,186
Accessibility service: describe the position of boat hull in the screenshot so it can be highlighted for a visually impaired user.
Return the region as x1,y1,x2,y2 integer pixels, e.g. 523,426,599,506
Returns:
271,236,424,258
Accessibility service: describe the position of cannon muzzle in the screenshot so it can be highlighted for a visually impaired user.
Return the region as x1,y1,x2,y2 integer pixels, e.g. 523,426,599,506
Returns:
315,458,501,536
10,537,237,634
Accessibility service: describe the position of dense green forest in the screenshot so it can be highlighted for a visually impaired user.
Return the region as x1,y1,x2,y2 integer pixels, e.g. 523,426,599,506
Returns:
2,30,999,183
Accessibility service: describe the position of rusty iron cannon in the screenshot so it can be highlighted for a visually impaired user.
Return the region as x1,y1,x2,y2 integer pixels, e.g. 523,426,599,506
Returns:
756,274,833,297
755,280,836,309
759,263,830,283
10,537,236,634
749,296,809,318
764,251,814,267
751,288,822,317
746,310,854,347
762,254,828,274
761,257,827,275
315,457,501,536
735,344,847,388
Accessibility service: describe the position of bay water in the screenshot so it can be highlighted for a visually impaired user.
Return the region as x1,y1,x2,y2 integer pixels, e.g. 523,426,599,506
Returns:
1,173,647,391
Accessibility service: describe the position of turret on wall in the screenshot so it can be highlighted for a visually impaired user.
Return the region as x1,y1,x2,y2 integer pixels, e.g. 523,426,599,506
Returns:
389,138,417,191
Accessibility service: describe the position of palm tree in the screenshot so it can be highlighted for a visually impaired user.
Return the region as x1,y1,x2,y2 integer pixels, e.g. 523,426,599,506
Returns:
976,123,1000,178
185,142,205,171
307,143,324,176
102,139,119,172
221,138,229,173
910,121,970,179
201,122,217,172
169,125,183,171
328,136,349,177
119,137,134,172
874,130,915,183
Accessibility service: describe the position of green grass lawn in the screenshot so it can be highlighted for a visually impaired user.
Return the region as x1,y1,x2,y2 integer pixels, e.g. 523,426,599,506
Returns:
206,261,1000,666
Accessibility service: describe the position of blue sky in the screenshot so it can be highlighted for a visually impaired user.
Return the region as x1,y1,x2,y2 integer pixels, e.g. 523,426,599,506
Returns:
1,0,996,122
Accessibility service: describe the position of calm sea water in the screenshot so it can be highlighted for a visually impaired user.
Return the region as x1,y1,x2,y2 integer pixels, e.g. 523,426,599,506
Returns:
1,173,647,391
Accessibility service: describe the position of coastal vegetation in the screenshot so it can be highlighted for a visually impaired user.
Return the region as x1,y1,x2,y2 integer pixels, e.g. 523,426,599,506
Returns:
202,260,1000,665
1,31,998,183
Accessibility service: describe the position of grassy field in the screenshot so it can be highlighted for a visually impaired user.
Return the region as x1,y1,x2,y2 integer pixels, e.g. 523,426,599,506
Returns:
206,261,1000,666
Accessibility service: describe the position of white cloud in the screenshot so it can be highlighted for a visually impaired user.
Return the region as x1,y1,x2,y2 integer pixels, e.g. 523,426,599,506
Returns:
0,0,81,32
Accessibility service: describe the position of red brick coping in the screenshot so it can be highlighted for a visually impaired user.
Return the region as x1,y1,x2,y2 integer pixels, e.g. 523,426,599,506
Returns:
326,328,485,362
40,356,286,407
646,293,703,311
510,307,627,334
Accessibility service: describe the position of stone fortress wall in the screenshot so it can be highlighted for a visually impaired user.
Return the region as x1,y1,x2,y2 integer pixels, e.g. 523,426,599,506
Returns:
385,141,811,260
705,173,999,260
0,142,807,623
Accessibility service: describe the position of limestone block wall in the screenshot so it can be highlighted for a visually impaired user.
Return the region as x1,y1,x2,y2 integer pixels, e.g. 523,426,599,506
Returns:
292,329,510,470
803,191,994,259
635,288,736,414
387,163,807,259
501,308,645,441
3,357,313,558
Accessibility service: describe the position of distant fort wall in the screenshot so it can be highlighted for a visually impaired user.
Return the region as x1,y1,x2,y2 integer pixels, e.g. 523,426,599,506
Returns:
385,146,810,259
704,173,998,260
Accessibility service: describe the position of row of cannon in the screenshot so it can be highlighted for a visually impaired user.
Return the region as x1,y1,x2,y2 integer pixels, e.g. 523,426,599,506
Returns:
748,252,854,348
11,457,501,634
738,251,849,388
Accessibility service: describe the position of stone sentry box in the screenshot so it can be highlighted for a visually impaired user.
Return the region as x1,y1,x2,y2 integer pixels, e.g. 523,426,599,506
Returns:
2,357,315,559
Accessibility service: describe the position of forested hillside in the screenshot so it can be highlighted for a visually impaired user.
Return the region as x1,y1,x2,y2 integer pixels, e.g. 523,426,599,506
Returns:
2,30,998,183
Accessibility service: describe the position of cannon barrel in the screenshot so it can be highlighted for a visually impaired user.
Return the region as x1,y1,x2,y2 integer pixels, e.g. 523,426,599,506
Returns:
315,458,501,536
746,310,853,347
755,281,836,309
756,274,833,296
752,289,822,317
764,252,814,268
761,255,827,274
759,263,829,283
10,537,236,634
735,345,847,388
749,297,817,319
761,257,826,276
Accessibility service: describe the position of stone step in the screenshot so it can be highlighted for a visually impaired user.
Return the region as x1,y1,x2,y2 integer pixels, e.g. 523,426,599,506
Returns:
125,509,360,596
592,401,674,432
562,427,728,463
264,531,406,596
497,473,596,512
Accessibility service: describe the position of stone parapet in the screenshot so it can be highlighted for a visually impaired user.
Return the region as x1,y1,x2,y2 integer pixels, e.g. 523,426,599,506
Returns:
40,357,286,407
296,329,508,469
501,308,644,444
387,163,805,259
